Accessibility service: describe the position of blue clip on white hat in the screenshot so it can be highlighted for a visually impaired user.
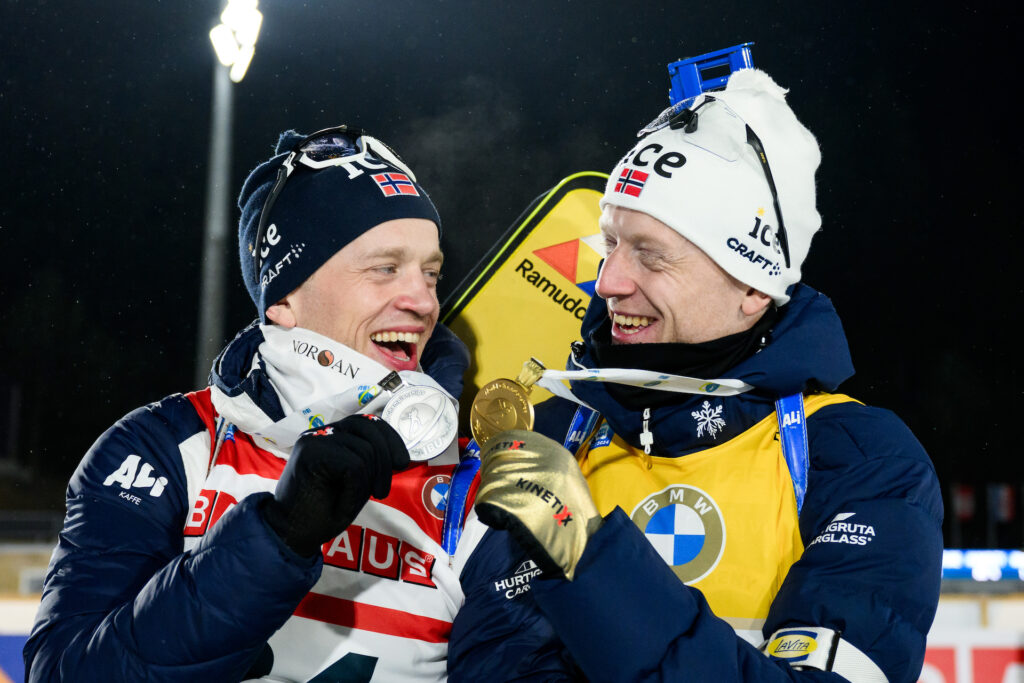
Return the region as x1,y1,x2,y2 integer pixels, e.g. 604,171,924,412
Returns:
602,50,821,306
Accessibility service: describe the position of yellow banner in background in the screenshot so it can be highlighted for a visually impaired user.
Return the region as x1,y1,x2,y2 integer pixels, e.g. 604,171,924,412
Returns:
442,172,608,413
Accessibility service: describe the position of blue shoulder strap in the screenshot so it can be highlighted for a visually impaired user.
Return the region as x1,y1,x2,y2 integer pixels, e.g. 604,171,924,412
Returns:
775,393,809,515
441,441,482,555
563,405,601,455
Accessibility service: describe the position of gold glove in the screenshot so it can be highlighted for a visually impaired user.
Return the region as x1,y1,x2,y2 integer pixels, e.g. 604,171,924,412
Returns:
475,429,601,580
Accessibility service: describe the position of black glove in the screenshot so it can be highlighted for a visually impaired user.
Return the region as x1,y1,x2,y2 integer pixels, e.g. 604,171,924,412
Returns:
262,414,410,557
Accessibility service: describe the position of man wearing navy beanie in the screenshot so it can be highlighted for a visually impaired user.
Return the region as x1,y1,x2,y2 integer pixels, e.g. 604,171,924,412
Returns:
26,127,487,681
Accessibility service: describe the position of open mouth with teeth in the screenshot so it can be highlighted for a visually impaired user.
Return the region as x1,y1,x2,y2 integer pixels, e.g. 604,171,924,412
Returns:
370,330,421,371
611,313,654,341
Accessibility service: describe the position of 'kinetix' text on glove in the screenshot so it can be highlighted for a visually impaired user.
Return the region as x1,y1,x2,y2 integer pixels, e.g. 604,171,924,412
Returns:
474,429,601,580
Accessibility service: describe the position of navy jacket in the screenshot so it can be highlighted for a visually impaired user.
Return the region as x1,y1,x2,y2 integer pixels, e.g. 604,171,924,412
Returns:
449,285,943,682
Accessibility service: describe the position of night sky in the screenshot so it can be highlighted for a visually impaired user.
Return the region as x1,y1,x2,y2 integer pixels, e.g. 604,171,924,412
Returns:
1,2,1019,540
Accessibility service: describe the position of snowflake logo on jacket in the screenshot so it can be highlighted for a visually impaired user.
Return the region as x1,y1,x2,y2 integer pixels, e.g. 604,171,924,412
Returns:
692,401,726,438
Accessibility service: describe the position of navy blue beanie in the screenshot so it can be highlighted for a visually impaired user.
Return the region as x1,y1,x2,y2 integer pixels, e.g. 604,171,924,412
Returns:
237,129,441,320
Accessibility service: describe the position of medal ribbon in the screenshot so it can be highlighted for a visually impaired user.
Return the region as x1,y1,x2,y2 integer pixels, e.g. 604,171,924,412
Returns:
537,367,754,406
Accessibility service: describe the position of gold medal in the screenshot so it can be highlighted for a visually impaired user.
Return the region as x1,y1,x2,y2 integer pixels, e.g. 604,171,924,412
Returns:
470,358,546,447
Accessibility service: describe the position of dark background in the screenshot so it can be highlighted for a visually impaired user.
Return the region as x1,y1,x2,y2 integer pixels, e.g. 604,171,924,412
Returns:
1,1,1018,546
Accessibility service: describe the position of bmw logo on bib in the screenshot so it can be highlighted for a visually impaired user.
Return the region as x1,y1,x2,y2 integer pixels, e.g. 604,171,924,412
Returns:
422,474,451,520
631,484,726,585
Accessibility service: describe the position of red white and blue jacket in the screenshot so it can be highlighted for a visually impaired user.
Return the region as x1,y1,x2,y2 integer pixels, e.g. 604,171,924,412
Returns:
24,322,487,682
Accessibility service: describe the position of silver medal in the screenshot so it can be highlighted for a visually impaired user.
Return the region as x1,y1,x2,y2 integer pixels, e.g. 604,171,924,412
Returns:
381,383,458,461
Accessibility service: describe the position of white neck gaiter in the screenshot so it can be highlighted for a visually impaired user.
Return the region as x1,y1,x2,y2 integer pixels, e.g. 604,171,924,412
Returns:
213,325,425,456
260,324,393,419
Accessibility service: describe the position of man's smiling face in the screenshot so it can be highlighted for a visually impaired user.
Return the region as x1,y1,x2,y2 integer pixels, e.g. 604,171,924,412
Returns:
596,205,760,345
268,218,442,371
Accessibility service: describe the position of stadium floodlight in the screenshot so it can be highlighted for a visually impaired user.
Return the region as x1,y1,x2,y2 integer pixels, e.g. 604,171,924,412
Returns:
208,0,263,83
209,24,238,67
196,0,262,385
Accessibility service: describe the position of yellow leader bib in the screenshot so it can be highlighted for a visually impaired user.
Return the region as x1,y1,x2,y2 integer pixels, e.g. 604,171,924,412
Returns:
578,393,855,638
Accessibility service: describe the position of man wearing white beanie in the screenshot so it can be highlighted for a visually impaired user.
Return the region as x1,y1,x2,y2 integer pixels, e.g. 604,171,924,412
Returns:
451,69,942,683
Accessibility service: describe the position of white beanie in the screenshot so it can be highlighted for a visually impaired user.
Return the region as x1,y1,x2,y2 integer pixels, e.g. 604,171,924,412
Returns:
600,69,821,305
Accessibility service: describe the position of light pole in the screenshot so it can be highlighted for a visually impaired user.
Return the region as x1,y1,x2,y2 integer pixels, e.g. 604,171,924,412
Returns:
195,0,263,387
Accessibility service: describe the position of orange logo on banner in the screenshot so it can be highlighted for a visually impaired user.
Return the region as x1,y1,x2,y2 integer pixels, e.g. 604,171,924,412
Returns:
533,236,602,296
534,239,580,281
